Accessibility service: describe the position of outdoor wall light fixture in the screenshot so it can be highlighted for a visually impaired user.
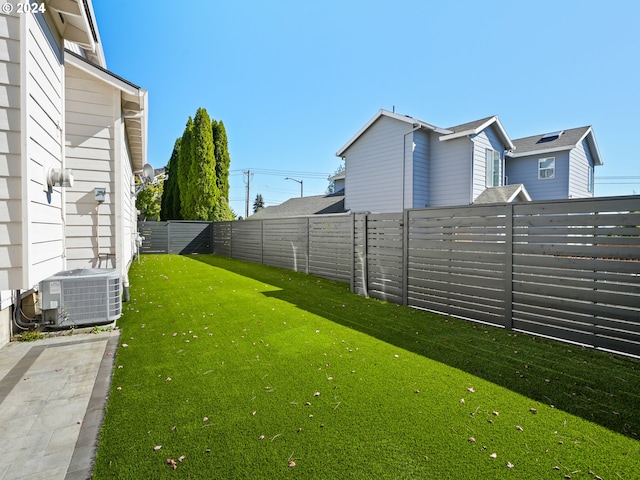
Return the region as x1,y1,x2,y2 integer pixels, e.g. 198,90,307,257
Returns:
46,167,74,189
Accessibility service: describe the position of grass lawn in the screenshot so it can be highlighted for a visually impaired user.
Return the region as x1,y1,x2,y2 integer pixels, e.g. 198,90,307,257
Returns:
93,254,640,479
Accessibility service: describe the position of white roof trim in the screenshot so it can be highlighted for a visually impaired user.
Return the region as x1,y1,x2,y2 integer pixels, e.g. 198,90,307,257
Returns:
507,145,575,158
65,50,140,96
507,184,532,202
439,116,515,150
336,109,452,157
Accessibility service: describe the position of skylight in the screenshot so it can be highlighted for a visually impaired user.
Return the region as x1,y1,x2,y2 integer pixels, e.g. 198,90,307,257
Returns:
538,130,564,143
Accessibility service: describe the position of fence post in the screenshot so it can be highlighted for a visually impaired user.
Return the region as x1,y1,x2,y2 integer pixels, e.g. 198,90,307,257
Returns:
350,213,356,293
402,209,409,306
504,204,513,330
167,221,172,254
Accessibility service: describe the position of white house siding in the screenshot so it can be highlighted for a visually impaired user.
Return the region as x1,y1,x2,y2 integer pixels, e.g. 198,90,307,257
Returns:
505,151,570,200
344,116,409,213
568,139,594,198
429,133,472,206
119,126,136,279
0,13,22,290
471,126,504,201
411,129,430,208
64,65,117,269
0,12,65,292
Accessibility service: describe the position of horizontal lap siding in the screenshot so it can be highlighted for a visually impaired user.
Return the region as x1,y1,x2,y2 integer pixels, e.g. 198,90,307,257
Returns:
309,216,352,283
406,206,508,327
24,13,65,287
65,66,115,269
262,218,308,272
511,198,640,355
0,13,22,289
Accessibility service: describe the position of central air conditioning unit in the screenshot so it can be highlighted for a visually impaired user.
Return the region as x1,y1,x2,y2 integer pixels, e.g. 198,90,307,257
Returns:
39,269,122,328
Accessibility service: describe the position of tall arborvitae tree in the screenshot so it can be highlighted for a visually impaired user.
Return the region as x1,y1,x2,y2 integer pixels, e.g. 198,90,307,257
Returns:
187,108,219,220
160,137,181,220
211,119,234,221
178,117,194,219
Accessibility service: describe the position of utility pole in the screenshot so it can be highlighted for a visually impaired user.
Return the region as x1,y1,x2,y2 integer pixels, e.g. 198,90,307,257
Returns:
243,169,253,218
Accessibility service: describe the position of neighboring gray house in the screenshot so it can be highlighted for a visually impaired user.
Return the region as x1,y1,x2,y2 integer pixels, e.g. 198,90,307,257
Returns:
505,127,602,200
335,109,602,213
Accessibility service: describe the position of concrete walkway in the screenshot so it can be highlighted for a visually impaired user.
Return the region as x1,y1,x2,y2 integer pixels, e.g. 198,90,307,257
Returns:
0,329,120,480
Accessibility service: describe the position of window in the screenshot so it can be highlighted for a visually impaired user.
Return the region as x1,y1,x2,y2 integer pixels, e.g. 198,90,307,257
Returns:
538,157,555,179
486,149,500,187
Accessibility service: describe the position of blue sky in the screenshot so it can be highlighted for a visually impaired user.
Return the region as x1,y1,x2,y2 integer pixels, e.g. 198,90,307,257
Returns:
93,0,640,216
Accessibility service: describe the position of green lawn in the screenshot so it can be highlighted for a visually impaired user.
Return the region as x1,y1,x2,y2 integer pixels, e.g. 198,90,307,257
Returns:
93,254,640,479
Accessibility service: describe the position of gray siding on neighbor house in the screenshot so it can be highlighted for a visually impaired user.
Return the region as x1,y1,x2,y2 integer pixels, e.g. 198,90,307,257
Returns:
568,139,594,198
411,130,430,208
471,125,505,201
429,133,471,206
344,115,408,213
506,151,570,200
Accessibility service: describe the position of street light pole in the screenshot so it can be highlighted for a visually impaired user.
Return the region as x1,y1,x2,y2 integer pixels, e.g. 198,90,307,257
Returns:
285,177,303,198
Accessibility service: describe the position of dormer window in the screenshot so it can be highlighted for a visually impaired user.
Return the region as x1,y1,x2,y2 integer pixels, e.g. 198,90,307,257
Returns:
538,157,555,179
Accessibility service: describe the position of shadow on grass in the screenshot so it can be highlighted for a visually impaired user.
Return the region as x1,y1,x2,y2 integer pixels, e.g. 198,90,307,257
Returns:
190,255,640,440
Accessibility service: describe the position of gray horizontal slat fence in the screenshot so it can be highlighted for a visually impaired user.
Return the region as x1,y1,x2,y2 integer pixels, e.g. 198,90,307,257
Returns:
511,197,640,355
262,218,309,272
231,220,263,263
212,221,232,257
168,221,212,254
139,222,169,253
140,195,640,357
406,205,509,328
138,221,211,254
364,213,404,303
309,216,352,282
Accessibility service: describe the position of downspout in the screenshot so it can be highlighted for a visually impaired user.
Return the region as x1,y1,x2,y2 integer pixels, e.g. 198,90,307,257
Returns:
402,124,421,211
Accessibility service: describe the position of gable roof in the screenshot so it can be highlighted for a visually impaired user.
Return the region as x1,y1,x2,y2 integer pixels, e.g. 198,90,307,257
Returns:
249,193,347,219
440,115,515,150
474,184,532,204
336,109,452,157
508,126,603,165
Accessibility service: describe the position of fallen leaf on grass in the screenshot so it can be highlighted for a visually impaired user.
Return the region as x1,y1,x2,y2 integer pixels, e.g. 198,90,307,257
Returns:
468,437,476,443
154,445,162,451
507,462,514,468
530,408,538,414
288,461,296,467
467,387,475,393
166,458,177,470
489,453,497,459
178,455,185,462
516,425,524,431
